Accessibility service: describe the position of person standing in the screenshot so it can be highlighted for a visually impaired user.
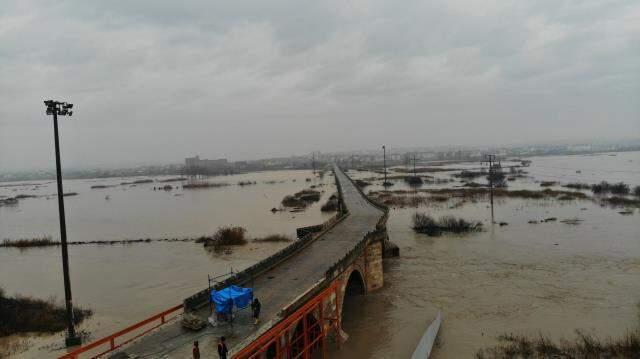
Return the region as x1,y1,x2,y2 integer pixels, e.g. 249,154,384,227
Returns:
218,336,228,359
192,341,200,359
251,297,262,325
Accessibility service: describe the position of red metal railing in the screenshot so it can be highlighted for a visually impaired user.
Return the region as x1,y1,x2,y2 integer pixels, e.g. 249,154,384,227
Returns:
59,304,183,359
234,281,340,359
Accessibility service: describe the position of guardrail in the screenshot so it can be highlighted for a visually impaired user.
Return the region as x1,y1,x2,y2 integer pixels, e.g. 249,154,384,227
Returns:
59,304,183,359
184,170,349,311
324,165,390,279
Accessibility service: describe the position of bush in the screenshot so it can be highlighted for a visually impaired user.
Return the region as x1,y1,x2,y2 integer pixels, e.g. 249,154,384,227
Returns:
476,331,640,359
320,196,339,212
635,186,640,197
183,182,229,189
254,234,292,242
281,189,322,208
456,170,486,179
0,236,58,248
412,213,482,236
600,196,640,207
204,226,248,251
237,181,257,186
404,176,424,186
564,182,591,190
591,181,630,195
355,179,371,188
610,182,630,195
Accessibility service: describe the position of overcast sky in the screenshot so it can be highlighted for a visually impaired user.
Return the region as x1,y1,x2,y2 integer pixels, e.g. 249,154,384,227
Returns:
1,0,639,170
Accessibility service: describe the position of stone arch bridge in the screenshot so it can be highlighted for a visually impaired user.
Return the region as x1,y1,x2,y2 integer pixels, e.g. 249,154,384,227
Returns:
62,165,398,359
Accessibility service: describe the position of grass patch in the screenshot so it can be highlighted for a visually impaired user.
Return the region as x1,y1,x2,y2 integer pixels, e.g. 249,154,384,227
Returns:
158,177,187,182
237,181,257,186
404,176,424,186
355,179,371,188
592,181,630,195
600,196,640,207
453,170,487,179
120,179,153,185
540,181,557,187
1,236,59,248
371,192,426,208
394,167,463,173
183,182,230,189
281,189,322,208
254,234,292,242
476,331,640,359
0,288,92,337
412,213,482,236
564,182,591,190
560,218,583,225
369,188,589,204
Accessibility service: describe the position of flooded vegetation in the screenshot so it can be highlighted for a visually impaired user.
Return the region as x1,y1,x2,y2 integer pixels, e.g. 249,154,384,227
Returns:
476,330,640,359
1,236,57,248
182,182,230,189
253,234,292,243
1,152,639,358
412,213,482,236
320,194,339,212
332,151,640,359
0,288,92,337
202,226,248,252
281,189,322,208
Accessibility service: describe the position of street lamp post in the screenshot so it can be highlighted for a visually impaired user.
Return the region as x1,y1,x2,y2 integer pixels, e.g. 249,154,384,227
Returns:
382,145,387,184
44,100,81,347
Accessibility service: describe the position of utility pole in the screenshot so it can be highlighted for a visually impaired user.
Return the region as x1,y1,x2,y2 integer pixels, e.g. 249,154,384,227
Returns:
44,100,81,347
312,152,316,174
484,154,496,224
412,154,417,178
382,145,387,184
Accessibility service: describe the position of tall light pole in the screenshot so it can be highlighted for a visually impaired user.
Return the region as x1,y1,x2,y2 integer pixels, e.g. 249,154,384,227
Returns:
382,145,387,184
484,154,496,224
44,100,81,347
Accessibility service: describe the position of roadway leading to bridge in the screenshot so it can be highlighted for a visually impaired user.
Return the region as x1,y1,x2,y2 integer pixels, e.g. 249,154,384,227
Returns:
116,165,383,358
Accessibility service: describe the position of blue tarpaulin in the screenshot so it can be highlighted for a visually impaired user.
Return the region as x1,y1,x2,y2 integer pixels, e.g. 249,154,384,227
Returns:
211,285,253,314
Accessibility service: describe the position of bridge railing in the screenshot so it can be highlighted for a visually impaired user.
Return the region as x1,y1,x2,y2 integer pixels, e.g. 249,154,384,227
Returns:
338,165,389,230
324,165,390,280
184,170,350,312
59,304,183,359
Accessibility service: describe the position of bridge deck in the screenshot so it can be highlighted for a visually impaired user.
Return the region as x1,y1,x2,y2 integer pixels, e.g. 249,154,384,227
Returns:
115,166,382,358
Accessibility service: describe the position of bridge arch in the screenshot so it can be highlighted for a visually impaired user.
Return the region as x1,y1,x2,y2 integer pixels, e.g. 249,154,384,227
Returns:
344,269,366,297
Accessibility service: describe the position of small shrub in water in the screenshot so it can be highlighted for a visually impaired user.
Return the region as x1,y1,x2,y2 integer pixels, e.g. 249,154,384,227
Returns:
254,234,292,242
412,213,482,236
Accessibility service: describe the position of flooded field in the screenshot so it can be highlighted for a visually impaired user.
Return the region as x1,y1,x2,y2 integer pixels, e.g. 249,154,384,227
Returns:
334,151,640,358
0,170,333,358
1,152,639,358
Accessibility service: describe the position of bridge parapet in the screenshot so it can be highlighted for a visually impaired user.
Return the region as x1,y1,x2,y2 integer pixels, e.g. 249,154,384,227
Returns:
184,171,350,312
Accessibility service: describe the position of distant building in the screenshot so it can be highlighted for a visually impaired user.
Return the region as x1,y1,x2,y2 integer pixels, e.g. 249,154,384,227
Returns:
185,156,229,175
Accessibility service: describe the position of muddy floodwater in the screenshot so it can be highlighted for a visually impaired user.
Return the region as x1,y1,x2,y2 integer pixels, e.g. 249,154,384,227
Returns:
1,152,639,358
0,170,332,358
334,151,640,358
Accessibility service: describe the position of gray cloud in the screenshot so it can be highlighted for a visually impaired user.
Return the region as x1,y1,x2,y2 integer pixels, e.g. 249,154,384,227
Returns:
1,0,638,169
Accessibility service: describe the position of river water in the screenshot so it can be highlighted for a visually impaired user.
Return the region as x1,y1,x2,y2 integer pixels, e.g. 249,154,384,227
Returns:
1,153,639,358
0,170,332,358
335,151,640,358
